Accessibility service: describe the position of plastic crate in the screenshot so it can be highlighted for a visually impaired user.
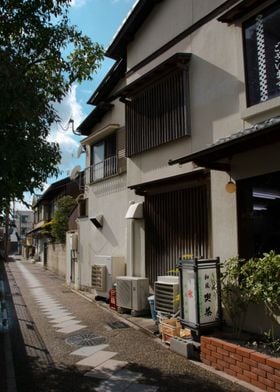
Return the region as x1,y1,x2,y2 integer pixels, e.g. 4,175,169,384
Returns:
161,318,181,344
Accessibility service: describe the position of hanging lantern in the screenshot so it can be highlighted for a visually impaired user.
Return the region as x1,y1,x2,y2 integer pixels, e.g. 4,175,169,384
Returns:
226,178,236,193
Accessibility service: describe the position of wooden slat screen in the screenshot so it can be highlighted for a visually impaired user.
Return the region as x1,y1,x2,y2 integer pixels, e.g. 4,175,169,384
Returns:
145,184,210,285
126,67,190,157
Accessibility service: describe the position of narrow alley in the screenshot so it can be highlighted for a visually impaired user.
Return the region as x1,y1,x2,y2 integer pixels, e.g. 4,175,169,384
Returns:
0,257,253,392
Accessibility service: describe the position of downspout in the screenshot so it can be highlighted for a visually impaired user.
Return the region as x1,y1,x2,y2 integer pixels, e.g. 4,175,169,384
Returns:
125,201,144,277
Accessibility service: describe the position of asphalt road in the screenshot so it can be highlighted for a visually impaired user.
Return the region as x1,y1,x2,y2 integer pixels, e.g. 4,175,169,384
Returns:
1,257,253,392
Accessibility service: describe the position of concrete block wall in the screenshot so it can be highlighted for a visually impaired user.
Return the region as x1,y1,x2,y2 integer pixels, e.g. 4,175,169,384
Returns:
200,336,280,391
47,243,66,278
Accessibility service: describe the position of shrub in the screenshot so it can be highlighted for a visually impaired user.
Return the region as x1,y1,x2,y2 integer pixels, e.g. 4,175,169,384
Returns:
51,196,76,243
242,251,280,335
221,257,250,338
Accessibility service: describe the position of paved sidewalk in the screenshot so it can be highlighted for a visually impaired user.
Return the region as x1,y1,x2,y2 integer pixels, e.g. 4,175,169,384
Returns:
3,257,254,392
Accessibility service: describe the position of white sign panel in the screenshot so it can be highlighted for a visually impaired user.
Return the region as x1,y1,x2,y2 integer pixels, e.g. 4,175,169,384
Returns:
197,267,218,324
182,269,197,324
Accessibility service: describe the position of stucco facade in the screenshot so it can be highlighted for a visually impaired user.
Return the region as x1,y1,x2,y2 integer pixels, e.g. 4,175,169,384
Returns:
76,0,280,334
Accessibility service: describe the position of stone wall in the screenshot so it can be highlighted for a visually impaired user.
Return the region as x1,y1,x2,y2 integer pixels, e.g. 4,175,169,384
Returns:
47,243,66,278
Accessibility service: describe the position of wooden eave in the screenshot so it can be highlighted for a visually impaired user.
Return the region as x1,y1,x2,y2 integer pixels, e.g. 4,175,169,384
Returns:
118,53,191,99
76,103,114,136
87,59,126,106
106,0,164,60
218,0,270,23
168,118,280,171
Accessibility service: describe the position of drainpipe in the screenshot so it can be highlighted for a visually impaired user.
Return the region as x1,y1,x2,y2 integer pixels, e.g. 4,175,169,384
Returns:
125,201,144,277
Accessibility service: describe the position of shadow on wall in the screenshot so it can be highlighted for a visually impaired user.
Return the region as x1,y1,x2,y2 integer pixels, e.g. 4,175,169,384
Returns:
92,175,127,197
131,54,243,175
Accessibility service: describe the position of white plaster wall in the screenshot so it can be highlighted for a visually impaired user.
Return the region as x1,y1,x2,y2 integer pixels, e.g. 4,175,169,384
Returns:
210,171,238,262
126,15,245,188
78,174,128,289
127,0,226,69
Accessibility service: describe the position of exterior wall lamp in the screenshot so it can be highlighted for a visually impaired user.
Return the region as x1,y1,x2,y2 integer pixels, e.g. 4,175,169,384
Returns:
225,177,236,193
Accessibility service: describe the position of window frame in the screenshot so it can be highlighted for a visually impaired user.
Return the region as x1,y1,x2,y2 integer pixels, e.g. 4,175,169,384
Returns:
90,133,117,182
242,2,280,107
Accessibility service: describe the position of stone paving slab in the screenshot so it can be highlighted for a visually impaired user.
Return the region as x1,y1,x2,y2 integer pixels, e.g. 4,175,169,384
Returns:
53,319,82,328
111,369,143,382
93,359,128,373
46,311,73,319
49,315,77,323
76,351,117,367
128,384,159,391
94,379,132,392
56,324,86,334
40,304,65,310
70,344,109,357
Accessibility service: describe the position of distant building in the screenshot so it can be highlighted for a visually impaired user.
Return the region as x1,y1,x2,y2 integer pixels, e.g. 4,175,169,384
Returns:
14,210,34,240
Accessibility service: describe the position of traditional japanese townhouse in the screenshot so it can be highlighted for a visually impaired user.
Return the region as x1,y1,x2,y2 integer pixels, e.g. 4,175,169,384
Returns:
104,0,280,333
74,59,129,294
30,176,81,276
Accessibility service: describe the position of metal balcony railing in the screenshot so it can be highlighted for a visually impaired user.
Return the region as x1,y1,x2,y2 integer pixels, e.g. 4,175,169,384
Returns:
87,155,118,183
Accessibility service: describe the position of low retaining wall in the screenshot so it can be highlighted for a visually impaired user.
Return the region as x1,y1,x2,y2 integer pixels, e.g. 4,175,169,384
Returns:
47,243,66,278
200,336,280,391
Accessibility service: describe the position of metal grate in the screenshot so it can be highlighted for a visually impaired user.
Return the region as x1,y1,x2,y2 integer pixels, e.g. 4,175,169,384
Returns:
145,181,210,285
65,332,107,346
107,321,129,329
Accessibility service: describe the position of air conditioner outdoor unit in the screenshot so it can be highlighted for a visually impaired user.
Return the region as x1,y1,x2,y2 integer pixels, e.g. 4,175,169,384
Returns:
155,277,179,314
92,255,125,298
116,276,149,312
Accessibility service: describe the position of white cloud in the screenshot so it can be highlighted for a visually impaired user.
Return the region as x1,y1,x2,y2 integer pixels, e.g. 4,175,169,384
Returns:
70,0,87,8
49,85,85,176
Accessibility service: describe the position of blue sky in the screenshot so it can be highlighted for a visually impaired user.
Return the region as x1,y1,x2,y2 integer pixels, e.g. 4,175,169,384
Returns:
68,0,135,118
52,0,136,176
17,0,136,210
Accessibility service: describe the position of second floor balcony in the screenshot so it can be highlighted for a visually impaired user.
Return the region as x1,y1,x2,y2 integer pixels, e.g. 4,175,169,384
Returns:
87,155,118,184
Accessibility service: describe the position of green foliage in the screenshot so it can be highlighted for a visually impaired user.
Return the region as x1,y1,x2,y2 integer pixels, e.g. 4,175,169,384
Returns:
242,251,280,328
0,0,104,210
221,257,250,338
51,196,76,243
222,251,280,338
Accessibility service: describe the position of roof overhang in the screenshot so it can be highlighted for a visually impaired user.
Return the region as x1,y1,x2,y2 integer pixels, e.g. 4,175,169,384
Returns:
129,169,208,196
76,103,114,136
81,124,120,146
218,0,272,23
106,0,164,60
87,59,126,106
118,53,191,99
168,117,280,171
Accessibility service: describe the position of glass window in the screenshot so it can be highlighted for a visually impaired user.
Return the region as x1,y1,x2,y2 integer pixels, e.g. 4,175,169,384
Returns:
237,171,280,259
243,3,280,106
20,215,28,223
90,134,117,182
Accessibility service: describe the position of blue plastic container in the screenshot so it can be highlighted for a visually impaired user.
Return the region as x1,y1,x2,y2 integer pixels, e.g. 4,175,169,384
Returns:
148,295,157,321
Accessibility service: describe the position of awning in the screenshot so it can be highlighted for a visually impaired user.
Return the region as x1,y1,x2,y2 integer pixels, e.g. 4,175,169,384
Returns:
129,169,208,195
118,53,191,99
168,117,280,171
